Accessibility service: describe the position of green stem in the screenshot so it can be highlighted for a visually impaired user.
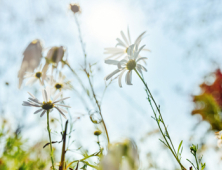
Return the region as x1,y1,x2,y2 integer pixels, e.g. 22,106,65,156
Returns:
134,69,186,170
194,154,199,170
47,110,55,170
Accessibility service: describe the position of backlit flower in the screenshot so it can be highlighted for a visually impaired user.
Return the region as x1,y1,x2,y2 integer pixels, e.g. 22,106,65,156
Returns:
18,39,42,88
24,64,48,86
104,29,150,60
50,72,73,94
42,46,65,77
22,87,70,119
104,44,147,87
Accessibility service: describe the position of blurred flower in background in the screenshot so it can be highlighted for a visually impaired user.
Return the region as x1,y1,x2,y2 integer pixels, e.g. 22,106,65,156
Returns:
18,39,42,88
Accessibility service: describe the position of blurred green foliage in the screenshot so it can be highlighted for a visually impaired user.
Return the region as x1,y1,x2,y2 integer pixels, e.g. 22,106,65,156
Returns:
0,119,49,170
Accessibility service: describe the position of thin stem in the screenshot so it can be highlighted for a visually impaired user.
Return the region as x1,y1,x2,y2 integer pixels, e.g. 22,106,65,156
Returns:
47,110,55,170
134,69,186,170
87,72,110,144
73,13,110,144
74,14,87,68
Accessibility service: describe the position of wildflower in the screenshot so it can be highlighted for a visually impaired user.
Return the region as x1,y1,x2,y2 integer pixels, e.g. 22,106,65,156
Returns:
94,130,102,136
50,72,73,94
42,46,65,76
101,139,139,170
104,29,150,60
18,39,42,88
104,44,147,87
215,131,222,147
24,64,48,86
22,87,70,119
70,3,81,14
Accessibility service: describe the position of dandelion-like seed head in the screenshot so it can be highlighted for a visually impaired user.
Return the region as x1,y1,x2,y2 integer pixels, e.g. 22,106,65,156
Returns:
42,101,54,110
55,83,63,90
35,72,42,79
126,60,136,70
70,4,81,14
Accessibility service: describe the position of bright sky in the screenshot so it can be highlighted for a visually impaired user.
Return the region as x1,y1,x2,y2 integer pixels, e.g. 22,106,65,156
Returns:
0,0,221,169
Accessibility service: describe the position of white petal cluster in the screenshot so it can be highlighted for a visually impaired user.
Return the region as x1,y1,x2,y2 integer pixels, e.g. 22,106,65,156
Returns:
24,64,48,86
105,44,147,87
215,131,222,148
49,72,73,94
22,87,70,119
104,29,150,60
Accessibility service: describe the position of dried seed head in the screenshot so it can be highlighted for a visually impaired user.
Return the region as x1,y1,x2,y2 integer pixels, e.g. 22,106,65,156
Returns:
70,4,81,14
94,130,102,136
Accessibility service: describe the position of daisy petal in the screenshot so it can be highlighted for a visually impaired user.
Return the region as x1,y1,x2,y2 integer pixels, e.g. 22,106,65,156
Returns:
55,103,71,108
26,77,37,86
58,107,68,113
34,109,43,114
127,27,131,44
121,31,129,46
137,64,147,72
104,60,119,65
125,71,133,85
136,57,148,62
55,107,67,119
40,110,46,117
28,92,36,99
118,69,127,88
116,38,127,48
104,69,121,81
42,89,46,101
53,97,70,104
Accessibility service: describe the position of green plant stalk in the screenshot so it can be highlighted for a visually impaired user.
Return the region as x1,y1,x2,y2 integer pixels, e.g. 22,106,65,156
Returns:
134,69,186,170
47,110,55,170
59,120,69,170
194,154,199,170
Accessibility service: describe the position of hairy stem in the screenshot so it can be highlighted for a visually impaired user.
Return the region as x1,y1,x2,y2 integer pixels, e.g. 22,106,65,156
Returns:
134,69,186,170
47,110,55,170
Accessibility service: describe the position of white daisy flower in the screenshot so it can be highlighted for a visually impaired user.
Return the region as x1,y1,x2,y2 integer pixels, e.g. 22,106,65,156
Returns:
104,44,147,87
215,131,222,148
104,29,150,60
22,87,70,119
50,72,73,94
24,64,48,86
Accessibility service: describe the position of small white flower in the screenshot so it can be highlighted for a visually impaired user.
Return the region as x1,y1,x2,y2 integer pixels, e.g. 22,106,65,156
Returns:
215,131,222,148
104,29,150,60
18,39,42,88
24,64,48,86
104,44,147,87
50,72,73,94
22,87,70,119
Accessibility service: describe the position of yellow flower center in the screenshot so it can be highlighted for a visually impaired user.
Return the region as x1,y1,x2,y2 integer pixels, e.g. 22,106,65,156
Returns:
55,83,63,90
42,101,54,110
35,72,42,78
126,60,136,70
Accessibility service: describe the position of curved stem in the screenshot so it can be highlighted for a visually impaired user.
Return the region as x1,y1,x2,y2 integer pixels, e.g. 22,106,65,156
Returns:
134,69,186,170
47,110,55,170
